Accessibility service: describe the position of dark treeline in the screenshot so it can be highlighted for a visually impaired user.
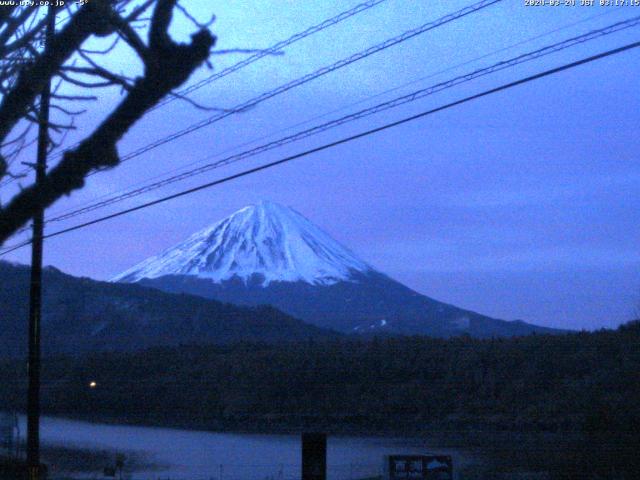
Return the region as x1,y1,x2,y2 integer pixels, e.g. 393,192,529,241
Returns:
1,321,639,436
2,322,640,477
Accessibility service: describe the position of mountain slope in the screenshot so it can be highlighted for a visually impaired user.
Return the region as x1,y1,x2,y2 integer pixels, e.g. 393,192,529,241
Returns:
0,261,338,358
136,271,561,337
114,200,370,286
116,201,562,338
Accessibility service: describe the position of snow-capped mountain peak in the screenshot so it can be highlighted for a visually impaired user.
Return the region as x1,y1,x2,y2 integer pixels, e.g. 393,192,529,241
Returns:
113,201,371,286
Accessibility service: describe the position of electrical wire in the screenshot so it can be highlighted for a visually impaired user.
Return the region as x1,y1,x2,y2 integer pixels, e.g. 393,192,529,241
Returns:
1,0,501,189
2,38,638,256
0,0,390,187
151,0,391,111
40,6,625,222
106,0,503,168
39,15,640,226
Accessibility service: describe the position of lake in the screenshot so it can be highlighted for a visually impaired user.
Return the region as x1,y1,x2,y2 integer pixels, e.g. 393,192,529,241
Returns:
16,415,476,479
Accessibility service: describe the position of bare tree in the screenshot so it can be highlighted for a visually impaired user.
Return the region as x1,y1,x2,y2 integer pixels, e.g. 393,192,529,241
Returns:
0,0,215,245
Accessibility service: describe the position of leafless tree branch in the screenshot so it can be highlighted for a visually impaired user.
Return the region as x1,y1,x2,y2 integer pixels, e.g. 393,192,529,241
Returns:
0,0,216,244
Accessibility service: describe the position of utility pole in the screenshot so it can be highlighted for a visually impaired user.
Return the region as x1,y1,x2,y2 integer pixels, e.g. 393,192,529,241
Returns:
302,433,327,480
26,6,55,480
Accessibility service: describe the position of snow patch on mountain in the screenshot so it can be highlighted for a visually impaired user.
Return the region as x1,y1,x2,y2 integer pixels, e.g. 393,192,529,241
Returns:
113,201,372,286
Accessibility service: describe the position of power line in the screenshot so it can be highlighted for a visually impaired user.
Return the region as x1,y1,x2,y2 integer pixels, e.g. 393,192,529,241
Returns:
1,1,387,187
46,0,390,161
41,6,625,223
0,0,502,221
0,0,499,190
2,38,638,256
39,15,640,226
151,0,390,111
109,0,503,167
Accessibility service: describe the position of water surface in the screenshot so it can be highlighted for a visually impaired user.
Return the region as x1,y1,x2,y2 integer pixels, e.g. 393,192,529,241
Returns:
18,416,473,479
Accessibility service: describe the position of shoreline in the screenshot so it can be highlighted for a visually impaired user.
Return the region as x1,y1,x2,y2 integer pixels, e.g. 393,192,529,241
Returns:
31,410,587,439
9,412,638,478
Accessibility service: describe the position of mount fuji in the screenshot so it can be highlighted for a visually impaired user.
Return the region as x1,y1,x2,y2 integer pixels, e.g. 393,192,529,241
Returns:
114,201,561,338
115,201,371,287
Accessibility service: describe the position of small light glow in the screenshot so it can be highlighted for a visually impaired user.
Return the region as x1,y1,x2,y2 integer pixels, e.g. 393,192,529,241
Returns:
89,381,97,388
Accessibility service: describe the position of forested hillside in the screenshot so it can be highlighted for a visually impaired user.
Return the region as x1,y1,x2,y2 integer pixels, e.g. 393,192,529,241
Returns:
0,261,338,357
3,322,639,477
2,322,638,434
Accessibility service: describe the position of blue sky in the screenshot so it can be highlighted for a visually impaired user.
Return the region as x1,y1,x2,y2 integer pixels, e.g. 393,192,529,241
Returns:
3,0,639,329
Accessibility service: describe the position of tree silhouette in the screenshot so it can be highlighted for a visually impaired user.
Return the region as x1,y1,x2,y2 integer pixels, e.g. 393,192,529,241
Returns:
0,0,215,245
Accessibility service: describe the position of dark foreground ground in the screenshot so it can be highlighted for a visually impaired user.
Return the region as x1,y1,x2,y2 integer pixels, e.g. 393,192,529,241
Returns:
2,445,157,479
1,431,637,479
2,321,639,478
